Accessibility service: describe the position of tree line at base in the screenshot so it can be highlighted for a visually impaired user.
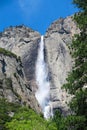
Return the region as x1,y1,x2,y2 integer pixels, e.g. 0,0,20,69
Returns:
0,0,87,130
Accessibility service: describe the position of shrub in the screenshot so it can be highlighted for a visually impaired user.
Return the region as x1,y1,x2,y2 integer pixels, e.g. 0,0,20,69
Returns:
0,48,17,59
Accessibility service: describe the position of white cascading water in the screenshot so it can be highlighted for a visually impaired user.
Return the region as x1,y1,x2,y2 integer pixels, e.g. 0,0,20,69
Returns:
35,36,53,119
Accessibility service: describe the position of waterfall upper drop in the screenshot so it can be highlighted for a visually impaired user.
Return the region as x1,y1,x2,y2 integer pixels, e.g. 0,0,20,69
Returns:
35,36,53,119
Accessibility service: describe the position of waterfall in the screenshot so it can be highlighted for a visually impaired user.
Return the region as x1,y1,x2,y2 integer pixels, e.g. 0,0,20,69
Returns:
35,36,53,119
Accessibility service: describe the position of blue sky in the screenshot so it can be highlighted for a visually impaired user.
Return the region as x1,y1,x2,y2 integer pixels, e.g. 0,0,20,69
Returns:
0,0,78,34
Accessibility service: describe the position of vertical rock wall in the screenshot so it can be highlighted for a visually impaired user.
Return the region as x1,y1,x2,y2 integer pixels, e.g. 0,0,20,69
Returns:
44,16,80,114
0,16,80,115
0,26,41,91
0,26,41,113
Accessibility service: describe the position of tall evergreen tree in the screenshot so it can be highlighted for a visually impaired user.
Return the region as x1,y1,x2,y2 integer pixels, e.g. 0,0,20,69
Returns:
63,0,87,129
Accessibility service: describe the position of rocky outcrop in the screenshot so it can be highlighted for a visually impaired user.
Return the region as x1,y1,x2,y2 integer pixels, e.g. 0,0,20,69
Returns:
0,25,42,113
0,16,80,115
0,25,41,83
44,16,80,115
0,53,41,113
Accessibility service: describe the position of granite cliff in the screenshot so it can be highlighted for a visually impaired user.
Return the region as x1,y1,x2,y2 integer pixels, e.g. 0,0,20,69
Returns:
0,16,79,115
0,26,41,83
0,26,41,113
44,16,80,114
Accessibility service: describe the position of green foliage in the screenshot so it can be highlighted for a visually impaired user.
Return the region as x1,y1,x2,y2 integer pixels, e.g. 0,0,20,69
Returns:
70,90,87,116
52,110,86,130
63,115,86,130
52,110,65,130
0,47,17,59
62,0,87,129
0,1,87,130
5,107,57,130
73,0,87,11
0,98,20,130
73,0,87,30
0,98,57,130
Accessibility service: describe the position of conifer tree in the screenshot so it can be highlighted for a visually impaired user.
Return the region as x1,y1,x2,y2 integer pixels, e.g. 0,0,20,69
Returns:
63,0,87,129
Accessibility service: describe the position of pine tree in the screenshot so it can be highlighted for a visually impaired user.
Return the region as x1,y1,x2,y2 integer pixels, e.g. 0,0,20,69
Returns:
63,0,87,129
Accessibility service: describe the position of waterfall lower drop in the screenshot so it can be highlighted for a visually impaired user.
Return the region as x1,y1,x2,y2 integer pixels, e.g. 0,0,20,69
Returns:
35,36,53,119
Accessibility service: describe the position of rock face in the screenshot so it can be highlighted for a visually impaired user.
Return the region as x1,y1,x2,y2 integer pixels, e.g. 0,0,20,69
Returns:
0,16,80,115
44,16,80,115
0,26,41,82
0,53,41,113
0,26,41,113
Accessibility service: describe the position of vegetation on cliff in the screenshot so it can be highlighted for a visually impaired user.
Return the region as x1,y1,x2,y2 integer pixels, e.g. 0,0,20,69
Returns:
0,0,87,130
0,99,21,130
63,0,87,129
0,48,17,59
0,98,86,130
0,99,57,130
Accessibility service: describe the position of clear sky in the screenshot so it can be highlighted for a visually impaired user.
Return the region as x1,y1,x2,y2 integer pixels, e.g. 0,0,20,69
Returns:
0,0,78,34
